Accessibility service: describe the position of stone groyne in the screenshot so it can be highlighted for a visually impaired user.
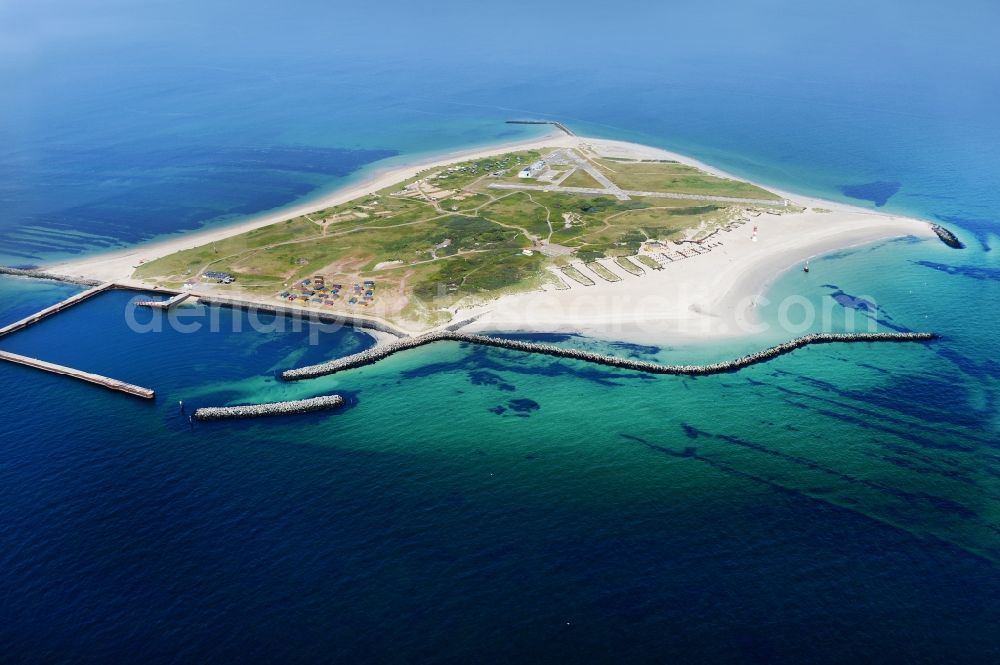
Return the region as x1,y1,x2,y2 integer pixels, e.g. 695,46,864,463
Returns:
0,266,102,287
192,394,345,421
282,331,937,381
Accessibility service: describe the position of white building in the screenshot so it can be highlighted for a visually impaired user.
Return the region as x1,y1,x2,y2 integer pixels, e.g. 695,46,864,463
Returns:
518,160,546,179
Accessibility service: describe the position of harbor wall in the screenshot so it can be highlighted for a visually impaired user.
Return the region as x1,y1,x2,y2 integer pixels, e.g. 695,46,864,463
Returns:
0,350,155,399
282,331,938,381
195,296,407,338
0,282,115,338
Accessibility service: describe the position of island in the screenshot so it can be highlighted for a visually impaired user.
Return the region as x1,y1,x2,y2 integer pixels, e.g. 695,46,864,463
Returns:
51,134,935,343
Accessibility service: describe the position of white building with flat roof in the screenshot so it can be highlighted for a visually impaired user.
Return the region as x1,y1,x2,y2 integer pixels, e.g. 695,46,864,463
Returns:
518,160,546,178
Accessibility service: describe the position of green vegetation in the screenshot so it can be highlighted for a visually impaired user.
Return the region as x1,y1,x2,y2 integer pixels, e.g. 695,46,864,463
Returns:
479,192,552,239
134,145,784,326
615,256,644,276
560,168,604,189
412,251,544,301
591,158,782,200
586,261,621,282
560,265,594,286
635,255,662,270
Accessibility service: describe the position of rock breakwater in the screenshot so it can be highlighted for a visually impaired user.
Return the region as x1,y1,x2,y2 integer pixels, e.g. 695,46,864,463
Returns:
192,394,345,421
282,331,938,381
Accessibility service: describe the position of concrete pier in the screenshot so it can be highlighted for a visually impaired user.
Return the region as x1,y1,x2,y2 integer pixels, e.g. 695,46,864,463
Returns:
135,292,192,309
506,119,575,136
282,331,938,381
0,282,114,338
0,350,155,399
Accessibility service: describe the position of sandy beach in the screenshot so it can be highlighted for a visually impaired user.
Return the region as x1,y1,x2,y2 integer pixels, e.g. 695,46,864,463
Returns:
46,134,935,344
453,137,933,343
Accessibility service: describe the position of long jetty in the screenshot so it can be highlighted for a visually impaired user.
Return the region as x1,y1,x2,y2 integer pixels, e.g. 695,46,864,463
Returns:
192,394,344,421
0,282,114,338
506,119,575,136
0,350,155,399
282,331,938,381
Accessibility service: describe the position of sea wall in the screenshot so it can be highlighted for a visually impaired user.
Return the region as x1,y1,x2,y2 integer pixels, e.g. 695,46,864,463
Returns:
195,296,407,338
282,331,938,381
192,394,344,421
0,349,155,399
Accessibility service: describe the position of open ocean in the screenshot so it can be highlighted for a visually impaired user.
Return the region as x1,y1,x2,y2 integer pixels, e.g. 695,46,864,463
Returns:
1,1,998,662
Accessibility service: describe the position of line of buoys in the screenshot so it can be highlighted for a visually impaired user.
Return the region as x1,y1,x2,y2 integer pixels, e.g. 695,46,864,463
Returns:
281,331,938,381
192,394,345,421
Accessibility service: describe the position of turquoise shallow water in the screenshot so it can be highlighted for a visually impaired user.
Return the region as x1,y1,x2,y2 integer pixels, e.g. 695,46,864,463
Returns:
2,0,1000,661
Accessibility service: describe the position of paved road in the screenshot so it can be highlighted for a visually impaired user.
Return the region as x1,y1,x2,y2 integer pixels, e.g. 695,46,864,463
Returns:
564,150,631,200
488,182,786,207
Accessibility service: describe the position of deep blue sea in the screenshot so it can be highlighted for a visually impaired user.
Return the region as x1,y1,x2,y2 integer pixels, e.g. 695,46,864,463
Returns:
1,1,999,662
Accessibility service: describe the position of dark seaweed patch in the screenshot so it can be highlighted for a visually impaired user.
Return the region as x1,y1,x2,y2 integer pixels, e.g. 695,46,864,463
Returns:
665,425,982,522
822,286,911,332
401,345,655,387
914,260,1000,281
507,398,540,413
934,214,994,251
839,181,901,207
681,423,708,439
468,370,516,392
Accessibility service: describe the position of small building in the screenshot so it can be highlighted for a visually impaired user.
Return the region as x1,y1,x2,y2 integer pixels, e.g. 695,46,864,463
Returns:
204,271,235,284
518,160,546,179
